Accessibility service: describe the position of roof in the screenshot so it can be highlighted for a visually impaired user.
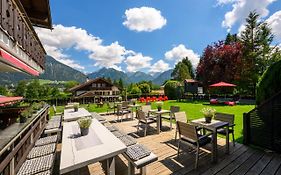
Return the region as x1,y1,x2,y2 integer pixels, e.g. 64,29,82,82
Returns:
0,96,23,106
16,0,52,29
69,78,117,92
184,79,199,83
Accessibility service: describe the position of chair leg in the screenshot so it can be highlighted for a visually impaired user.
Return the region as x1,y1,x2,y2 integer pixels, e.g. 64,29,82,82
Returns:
177,140,181,157
232,132,235,146
144,124,147,137
174,126,178,140
137,121,140,133
195,146,199,169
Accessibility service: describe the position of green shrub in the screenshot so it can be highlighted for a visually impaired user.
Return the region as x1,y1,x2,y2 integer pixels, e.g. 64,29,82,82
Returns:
256,60,281,105
164,80,181,100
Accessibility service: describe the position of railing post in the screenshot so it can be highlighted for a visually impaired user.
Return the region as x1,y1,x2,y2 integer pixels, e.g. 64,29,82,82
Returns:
243,112,249,145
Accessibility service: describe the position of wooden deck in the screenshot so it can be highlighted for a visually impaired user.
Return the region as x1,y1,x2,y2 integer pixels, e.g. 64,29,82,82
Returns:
57,114,281,175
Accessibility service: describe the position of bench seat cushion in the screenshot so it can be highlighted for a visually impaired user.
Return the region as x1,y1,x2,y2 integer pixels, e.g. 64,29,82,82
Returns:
119,135,137,146
35,170,51,175
106,125,118,132
17,154,54,175
27,143,56,159
35,135,58,147
45,121,60,130
112,130,126,138
125,144,151,161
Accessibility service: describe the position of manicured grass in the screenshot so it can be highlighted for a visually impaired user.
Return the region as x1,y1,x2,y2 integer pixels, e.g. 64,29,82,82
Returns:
50,100,254,143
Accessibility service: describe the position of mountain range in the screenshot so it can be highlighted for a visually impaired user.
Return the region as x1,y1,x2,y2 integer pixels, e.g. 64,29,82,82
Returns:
0,56,172,85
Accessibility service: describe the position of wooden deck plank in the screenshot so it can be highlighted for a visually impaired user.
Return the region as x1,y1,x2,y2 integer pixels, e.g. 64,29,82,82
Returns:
231,149,264,175
260,154,281,175
57,114,280,175
201,145,248,175
245,152,274,175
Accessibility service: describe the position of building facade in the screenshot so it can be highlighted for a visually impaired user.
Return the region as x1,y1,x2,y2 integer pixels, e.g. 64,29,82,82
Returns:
69,78,121,102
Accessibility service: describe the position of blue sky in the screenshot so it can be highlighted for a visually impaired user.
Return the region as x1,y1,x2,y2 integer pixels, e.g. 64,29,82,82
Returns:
36,0,281,74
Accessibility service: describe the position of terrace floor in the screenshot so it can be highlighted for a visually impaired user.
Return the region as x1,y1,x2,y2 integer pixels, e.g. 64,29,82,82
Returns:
57,114,281,175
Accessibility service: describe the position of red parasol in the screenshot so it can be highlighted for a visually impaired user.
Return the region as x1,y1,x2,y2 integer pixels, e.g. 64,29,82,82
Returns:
209,81,236,87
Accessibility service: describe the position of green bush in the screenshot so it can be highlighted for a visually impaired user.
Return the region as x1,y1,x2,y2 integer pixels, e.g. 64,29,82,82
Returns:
164,80,181,100
256,60,281,105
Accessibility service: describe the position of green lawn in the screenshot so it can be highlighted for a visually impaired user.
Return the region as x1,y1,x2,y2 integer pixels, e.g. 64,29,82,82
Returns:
50,100,254,143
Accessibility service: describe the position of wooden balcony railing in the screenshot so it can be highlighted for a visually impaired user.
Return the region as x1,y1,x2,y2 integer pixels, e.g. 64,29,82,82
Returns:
0,0,46,69
0,105,49,174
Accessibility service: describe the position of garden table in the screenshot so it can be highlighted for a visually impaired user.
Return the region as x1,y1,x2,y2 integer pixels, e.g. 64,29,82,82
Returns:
63,108,92,122
190,118,229,163
60,118,126,174
149,109,171,134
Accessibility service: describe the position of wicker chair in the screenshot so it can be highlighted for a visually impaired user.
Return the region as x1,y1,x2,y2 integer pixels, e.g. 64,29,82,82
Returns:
177,122,212,169
136,110,157,136
141,105,156,118
215,112,236,146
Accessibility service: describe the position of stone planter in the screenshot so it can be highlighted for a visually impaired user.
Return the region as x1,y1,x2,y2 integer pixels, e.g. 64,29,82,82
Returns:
80,127,89,136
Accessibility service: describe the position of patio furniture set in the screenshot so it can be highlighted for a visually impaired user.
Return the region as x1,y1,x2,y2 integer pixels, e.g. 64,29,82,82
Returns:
115,103,236,169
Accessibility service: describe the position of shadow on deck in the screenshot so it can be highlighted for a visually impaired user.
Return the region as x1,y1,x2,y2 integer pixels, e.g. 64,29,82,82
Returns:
56,114,281,175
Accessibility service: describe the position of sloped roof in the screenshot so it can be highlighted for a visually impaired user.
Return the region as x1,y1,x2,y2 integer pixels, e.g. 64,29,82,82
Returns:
69,78,117,92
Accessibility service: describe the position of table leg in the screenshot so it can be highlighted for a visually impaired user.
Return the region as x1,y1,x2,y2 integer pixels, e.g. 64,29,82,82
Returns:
140,166,147,175
128,162,135,175
226,125,229,154
157,114,160,134
212,130,218,163
106,157,115,175
159,114,162,130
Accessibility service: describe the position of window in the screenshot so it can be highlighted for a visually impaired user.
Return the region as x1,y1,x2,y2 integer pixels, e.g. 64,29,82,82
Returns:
92,83,96,87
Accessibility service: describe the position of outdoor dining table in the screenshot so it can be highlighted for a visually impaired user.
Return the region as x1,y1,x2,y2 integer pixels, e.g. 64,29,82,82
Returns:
149,109,171,134
60,118,127,175
63,107,92,122
190,118,229,163
128,104,141,118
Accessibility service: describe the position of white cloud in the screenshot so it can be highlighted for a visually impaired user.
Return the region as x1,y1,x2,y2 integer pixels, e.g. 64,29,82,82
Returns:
149,60,170,74
164,44,200,68
125,53,152,72
267,10,281,41
123,7,167,32
219,0,276,30
36,25,129,71
43,45,85,70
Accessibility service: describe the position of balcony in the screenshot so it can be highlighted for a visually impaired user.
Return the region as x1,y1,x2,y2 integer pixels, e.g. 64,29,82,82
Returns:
0,0,52,76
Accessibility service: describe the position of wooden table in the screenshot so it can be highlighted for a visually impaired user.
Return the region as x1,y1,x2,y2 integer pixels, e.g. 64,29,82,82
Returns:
190,118,229,163
63,108,92,122
128,104,141,118
149,109,171,134
60,119,127,174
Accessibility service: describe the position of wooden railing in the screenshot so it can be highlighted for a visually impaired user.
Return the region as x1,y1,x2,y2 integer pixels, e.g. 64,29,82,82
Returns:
0,0,45,69
0,105,49,174
243,91,281,152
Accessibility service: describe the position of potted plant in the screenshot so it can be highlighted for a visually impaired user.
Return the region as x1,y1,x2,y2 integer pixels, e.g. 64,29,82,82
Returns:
155,101,164,111
32,102,40,113
118,96,122,102
74,104,79,112
20,109,30,123
77,117,92,136
201,107,216,123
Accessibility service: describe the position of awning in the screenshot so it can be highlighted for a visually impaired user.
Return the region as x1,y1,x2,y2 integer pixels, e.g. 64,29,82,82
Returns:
209,81,236,87
0,96,23,106
0,49,39,76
